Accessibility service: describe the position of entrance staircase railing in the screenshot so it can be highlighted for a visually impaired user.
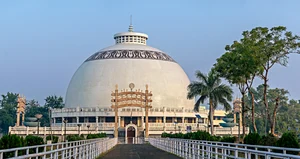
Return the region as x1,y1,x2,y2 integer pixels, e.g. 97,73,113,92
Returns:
0,138,117,159
149,138,300,159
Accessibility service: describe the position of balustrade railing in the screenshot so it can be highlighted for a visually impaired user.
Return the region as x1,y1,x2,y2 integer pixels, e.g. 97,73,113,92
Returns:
149,138,300,159
0,138,117,159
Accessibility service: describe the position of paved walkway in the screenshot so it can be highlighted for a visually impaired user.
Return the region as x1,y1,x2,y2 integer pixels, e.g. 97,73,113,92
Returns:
100,144,182,159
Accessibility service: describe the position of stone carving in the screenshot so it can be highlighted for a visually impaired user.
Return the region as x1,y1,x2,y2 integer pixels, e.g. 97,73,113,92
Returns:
16,94,26,126
85,50,176,63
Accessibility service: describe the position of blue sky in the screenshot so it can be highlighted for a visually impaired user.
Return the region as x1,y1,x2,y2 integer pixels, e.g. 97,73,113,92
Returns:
1,0,300,104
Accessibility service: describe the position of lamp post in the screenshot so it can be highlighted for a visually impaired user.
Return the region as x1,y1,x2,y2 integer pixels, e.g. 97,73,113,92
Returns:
48,108,53,142
63,119,68,142
35,114,43,135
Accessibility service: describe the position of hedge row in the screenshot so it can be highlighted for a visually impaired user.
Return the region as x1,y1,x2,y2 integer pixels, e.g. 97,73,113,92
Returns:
161,131,236,143
244,132,299,155
0,135,44,158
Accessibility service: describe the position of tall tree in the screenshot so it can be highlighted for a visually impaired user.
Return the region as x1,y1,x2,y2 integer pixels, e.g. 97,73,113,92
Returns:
187,69,233,135
44,95,64,109
214,39,263,134
267,88,289,135
241,26,300,134
0,92,18,133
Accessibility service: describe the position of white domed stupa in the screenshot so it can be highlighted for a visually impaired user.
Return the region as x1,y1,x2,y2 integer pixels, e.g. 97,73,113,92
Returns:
65,23,194,109
10,22,245,138
48,22,214,138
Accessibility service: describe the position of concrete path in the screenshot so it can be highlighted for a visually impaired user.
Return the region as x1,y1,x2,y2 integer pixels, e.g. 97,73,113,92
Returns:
100,144,182,159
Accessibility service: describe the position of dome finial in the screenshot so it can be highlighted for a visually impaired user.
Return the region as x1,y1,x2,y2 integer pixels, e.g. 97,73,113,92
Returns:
128,15,133,32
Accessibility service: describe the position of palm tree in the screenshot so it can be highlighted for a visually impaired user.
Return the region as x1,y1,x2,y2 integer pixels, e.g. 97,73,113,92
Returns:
187,69,233,135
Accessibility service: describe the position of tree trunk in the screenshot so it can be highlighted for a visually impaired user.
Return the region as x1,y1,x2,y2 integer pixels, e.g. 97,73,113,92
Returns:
263,70,269,135
271,98,279,135
210,99,214,135
250,91,257,132
241,92,246,136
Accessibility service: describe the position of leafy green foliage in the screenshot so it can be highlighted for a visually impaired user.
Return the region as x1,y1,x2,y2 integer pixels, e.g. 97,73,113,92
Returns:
86,133,107,139
0,134,24,149
0,135,25,158
187,69,233,135
24,135,44,146
44,95,64,109
161,131,235,143
220,136,236,143
46,135,59,143
0,93,65,134
260,134,278,146
0,93,18,133
276,132,299,154
66,135,85,141
244,133,261,145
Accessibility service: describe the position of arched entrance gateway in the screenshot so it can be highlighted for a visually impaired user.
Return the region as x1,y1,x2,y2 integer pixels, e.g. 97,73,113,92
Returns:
111,83,152,139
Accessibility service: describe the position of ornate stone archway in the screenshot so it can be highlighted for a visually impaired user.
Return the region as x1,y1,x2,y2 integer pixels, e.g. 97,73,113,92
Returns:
111,84,152,138
125,123,137,138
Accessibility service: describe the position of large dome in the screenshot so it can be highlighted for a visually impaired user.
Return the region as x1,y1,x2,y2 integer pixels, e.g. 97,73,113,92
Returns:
65,25,194,109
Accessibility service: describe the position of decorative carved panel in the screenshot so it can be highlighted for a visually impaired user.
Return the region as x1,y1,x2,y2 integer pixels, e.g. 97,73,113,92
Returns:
85,50,176,63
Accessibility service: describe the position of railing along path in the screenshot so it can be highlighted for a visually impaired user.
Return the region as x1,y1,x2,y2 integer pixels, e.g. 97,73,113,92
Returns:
0,138,117,159
149,138,300,159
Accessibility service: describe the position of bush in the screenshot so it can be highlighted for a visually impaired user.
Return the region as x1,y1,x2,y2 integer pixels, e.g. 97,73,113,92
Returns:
161,132,168,138
191,131,211,140
244,133,261,145
183,132,193,139
46,135,59,143
0,134,24,149
260,134,278,146
220,136,236,143
0,135,25,158
25,135,44,146
66,135,84,141
276,132,299,155
87,133,107,139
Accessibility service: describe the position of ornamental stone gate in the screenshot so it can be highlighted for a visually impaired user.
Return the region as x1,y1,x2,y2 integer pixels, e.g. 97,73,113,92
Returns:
111,83,152,138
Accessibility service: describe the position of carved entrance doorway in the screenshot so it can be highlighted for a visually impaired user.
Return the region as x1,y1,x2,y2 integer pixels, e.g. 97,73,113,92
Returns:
125,124,137,144
111,83,152,138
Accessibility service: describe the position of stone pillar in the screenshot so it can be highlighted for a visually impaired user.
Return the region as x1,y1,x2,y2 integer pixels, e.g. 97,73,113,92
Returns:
22,113,25,126
76,116,79,124
53,118,56,124
234,113,236,123
142,109,145,129
118,116,121,127
16,112,20,126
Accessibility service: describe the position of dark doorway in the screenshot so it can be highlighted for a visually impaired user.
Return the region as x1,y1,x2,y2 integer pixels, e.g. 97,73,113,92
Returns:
127,126,136,144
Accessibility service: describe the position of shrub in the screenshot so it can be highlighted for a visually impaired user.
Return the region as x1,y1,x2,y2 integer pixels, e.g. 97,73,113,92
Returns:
0,135,25,158
191,131,211,140
25,135,44,146
276,132,299,155
0,134,24,149
183,132,193,139
46,135,59,143
66,135,84,141
260,134,278,146
209,135,221,141
87,133,107,139
220,136,236,143
244,133,261,145
161,132,168,138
